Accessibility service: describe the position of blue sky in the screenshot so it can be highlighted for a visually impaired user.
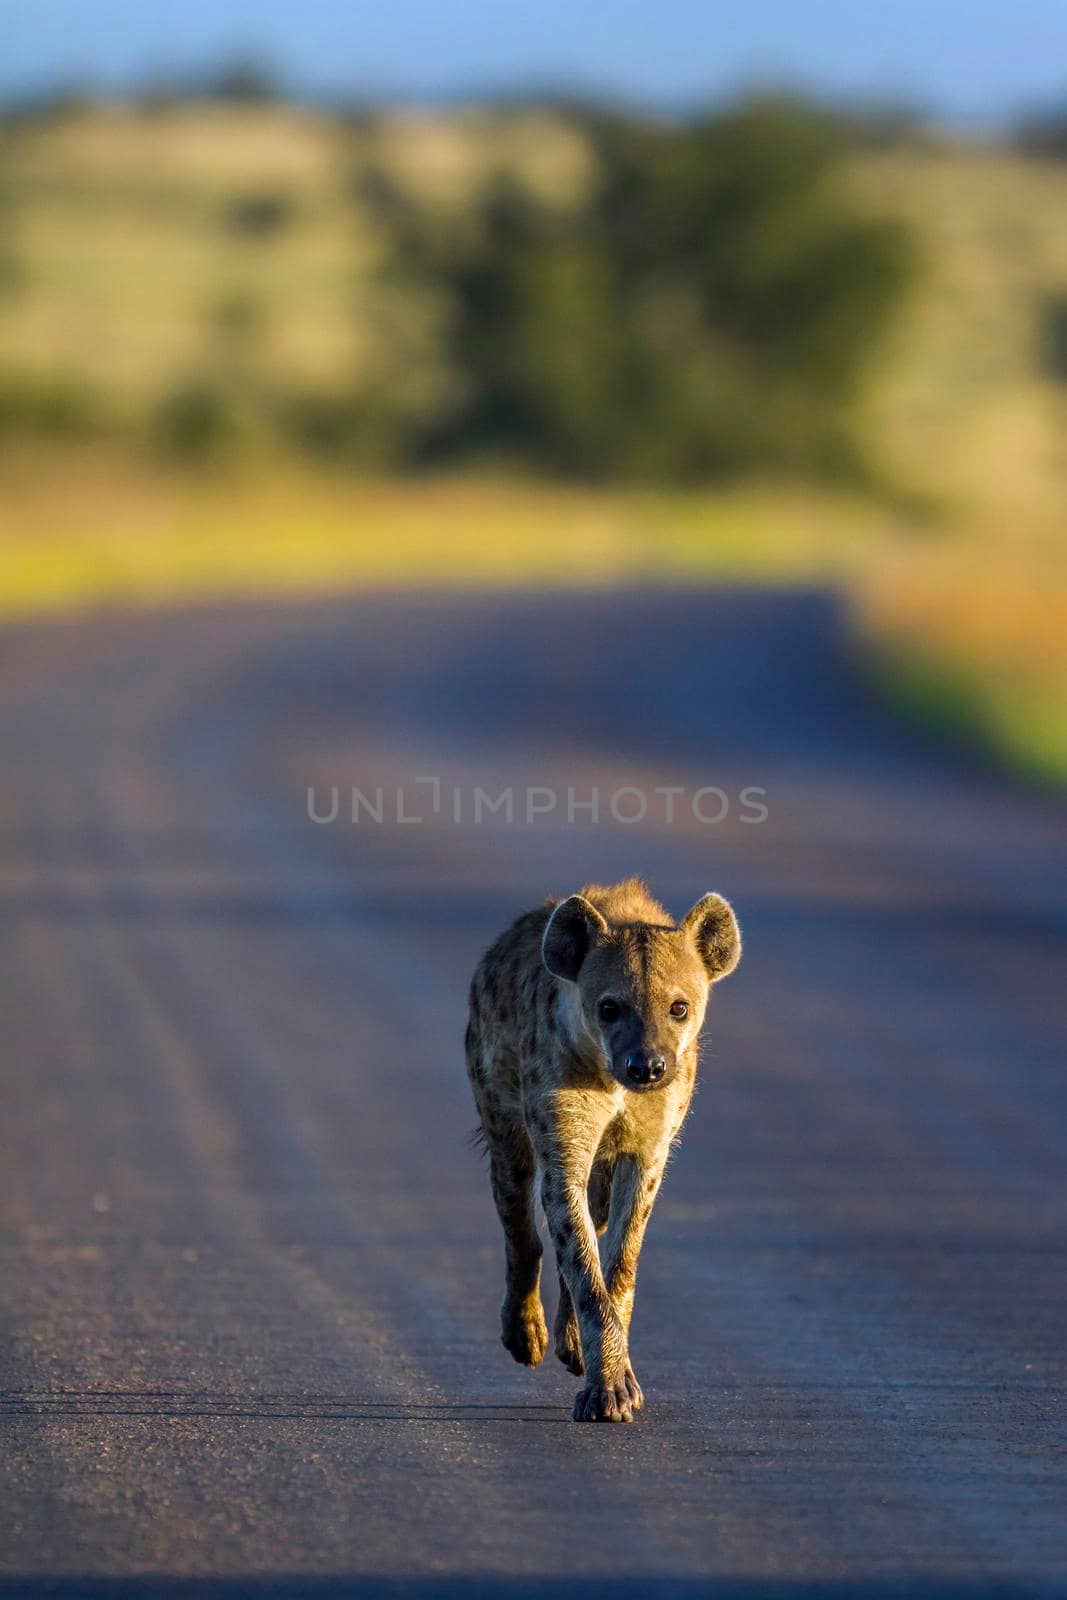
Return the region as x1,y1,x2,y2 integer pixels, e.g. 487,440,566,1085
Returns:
6,0,1067,123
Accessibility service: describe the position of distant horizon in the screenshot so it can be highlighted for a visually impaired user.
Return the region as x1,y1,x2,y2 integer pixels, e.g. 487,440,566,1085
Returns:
6,1,1067,130
0,66,941,122
0,64,1057,137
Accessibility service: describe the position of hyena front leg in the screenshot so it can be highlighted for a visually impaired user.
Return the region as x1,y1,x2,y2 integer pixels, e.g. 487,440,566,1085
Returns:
598,1151,668,1413
554,1158,612,1377
534,1111,634,1422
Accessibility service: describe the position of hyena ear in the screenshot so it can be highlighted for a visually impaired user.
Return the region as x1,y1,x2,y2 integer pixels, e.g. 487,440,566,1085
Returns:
682,892,741,981
542,894,609,983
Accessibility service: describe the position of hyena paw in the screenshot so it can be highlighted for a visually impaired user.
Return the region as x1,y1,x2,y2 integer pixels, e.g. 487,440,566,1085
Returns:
572,1375,636,1424
622,1364,644,1411
554,1315,584,1376
501,1296,549,1367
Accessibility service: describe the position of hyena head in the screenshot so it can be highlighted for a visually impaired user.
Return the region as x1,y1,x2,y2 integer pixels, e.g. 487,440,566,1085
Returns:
542,891,741,1092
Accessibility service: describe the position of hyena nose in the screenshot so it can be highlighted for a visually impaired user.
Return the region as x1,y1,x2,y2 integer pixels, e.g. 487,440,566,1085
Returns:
625,1053,666,1086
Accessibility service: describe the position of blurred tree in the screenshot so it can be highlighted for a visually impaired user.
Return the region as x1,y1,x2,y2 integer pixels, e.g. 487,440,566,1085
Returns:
1041,291,1067,380
204,61,282,104
224,192,294,239
0,370,100,439
1015,104,1067,158
393,97,916,481
153,379,249,462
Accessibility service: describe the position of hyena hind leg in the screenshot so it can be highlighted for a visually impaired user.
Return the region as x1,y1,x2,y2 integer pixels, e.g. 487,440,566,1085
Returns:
485,1124,549,1368
554,1159,612,1376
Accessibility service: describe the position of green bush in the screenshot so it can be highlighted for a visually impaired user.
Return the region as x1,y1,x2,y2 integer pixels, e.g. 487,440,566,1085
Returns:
212,290,265,347
224,191,294,239
1041,290,1067,380
153,380,250,461
0,369,102,438
1015,106,1067,159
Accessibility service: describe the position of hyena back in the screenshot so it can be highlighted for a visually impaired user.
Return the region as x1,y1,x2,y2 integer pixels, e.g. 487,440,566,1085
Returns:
465,876,741,1423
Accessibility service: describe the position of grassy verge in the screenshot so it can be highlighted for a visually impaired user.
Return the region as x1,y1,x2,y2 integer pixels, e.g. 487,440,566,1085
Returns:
870,655,1067,786
0,452,1063,787
0,451,901,607
852,542,1067,785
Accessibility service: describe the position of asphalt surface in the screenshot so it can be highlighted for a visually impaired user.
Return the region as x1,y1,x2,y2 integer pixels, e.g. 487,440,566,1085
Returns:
1,588,1065,1598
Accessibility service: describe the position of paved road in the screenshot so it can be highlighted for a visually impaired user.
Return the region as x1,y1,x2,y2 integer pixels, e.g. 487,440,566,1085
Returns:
1,590,1065,1598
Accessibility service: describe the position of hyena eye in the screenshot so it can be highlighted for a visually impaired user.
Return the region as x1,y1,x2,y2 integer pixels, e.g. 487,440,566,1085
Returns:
598,998,621,1023
669,1000,689,1020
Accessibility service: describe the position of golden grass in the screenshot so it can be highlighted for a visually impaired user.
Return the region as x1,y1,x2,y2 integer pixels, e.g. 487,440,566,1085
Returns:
0,104,593,414
0,451,902,610
4,103,342,193
850,147,1067,528
845,146,1067,781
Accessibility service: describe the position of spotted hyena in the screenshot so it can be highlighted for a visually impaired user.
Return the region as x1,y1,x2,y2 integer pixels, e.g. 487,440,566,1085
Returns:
465,876,741,1423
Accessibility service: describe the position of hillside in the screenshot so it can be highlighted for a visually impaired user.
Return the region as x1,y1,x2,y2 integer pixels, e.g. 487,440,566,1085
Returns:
0,102,1064,777
0,103,593,445
1,106,1066,494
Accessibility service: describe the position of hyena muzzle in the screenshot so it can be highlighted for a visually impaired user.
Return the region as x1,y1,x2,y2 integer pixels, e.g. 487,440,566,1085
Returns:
465,876,741,1422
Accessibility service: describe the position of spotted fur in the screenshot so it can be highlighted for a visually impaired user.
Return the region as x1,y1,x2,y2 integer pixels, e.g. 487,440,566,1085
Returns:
465,876,741,1422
